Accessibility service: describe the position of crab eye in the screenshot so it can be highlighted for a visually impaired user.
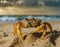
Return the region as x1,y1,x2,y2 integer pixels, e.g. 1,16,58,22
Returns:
25,18,28,20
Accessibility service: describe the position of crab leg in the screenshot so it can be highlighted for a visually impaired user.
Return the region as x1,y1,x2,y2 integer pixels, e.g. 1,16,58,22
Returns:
45,22,53,34
16,23,23,40
31,22,52,39
17,28,23,40
40,27,47,39
31,24,46,39
31,24,45,33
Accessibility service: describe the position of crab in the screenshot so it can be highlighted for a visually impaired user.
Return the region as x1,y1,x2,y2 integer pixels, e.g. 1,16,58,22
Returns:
13,18,53,40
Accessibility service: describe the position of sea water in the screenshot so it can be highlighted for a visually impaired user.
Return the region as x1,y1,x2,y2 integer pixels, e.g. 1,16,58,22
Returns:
0,15,60,22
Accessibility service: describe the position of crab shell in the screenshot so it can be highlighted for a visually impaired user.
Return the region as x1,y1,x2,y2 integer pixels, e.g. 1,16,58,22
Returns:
21,18,42,27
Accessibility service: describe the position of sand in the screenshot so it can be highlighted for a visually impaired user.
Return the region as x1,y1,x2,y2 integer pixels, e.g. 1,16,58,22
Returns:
0,21,60,47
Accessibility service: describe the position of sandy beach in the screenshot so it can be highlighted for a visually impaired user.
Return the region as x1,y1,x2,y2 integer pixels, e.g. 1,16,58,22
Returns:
0,20,60,47
0,6,60,15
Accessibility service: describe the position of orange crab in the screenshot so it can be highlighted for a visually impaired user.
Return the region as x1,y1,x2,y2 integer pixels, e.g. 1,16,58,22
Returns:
13,18,52,40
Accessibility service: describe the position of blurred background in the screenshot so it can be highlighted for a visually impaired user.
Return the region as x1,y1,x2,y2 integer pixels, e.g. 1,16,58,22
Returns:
0,0,60,6
0,0,60,15
0,0,60,22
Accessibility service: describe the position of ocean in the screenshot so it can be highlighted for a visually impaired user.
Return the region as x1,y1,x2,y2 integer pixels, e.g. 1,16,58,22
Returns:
0,15,60,22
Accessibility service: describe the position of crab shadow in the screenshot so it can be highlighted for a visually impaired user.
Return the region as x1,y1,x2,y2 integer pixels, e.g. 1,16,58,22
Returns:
33,30,60,46
49,30,60,46
24,30,60,46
